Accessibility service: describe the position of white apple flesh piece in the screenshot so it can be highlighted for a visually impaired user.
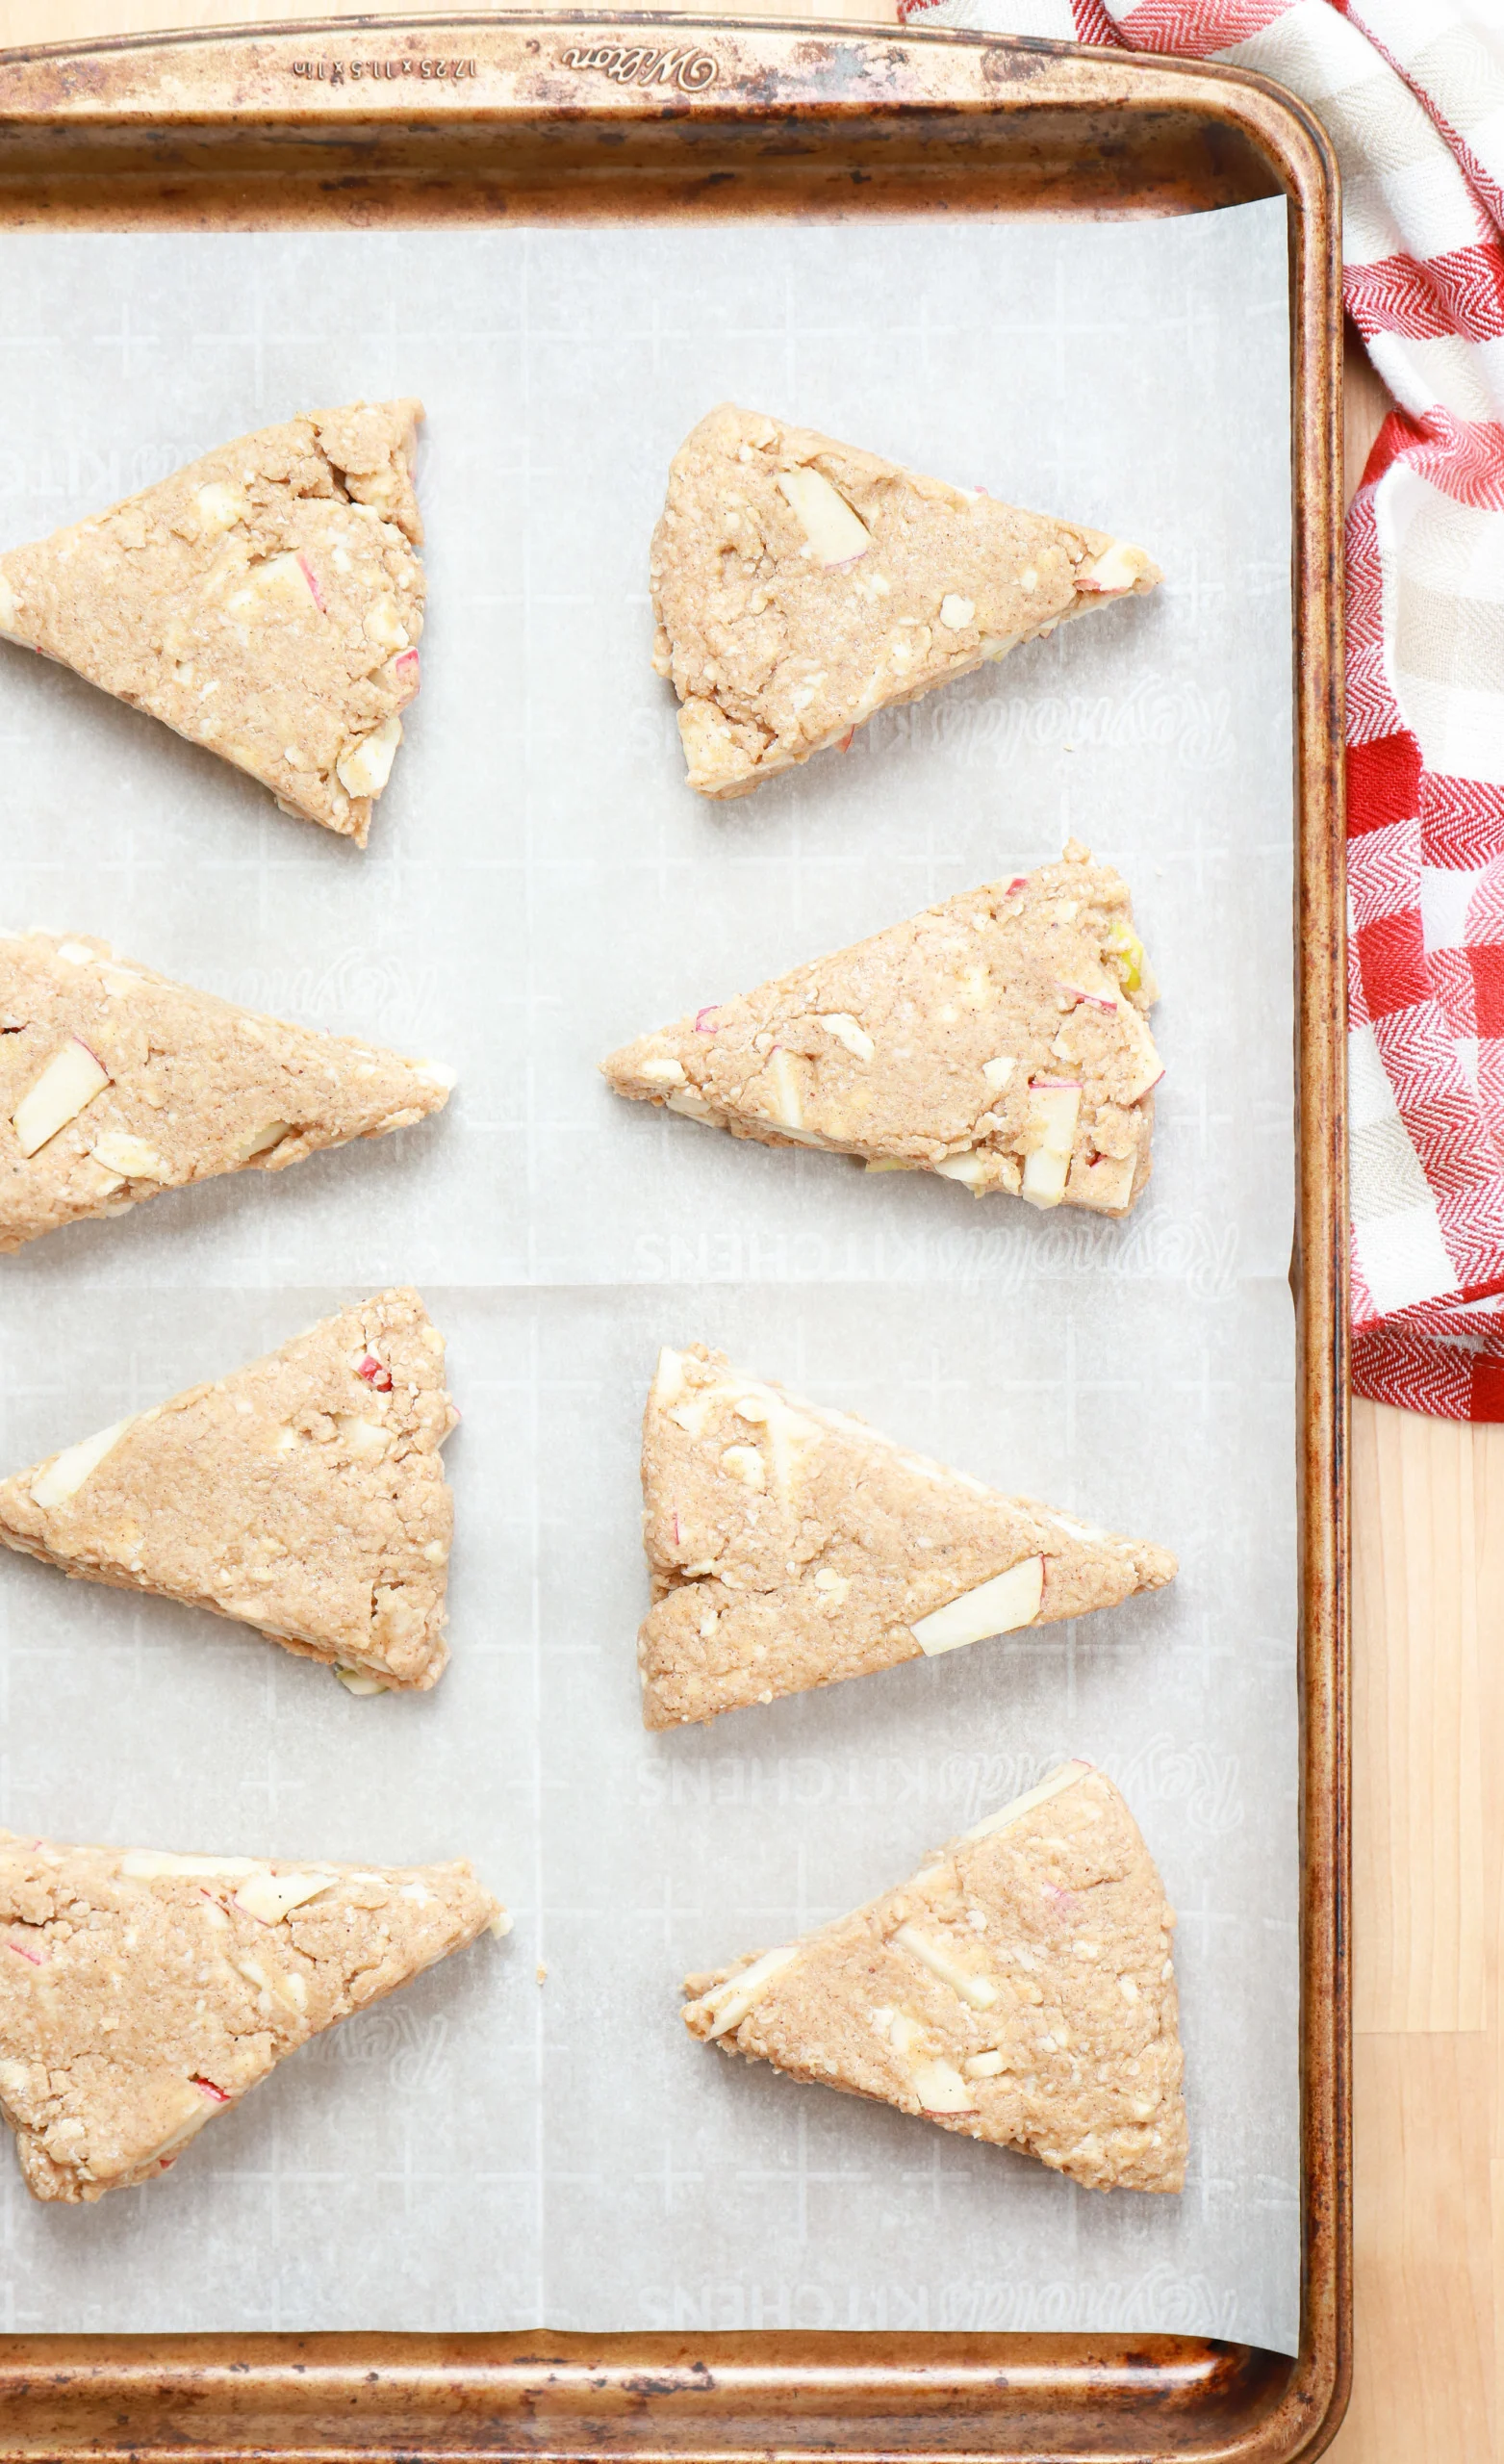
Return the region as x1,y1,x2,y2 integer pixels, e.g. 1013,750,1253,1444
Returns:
1077,540,1153,594
700,1944,800,2039
820,1013,875,1063
666,1089,716,1123
1116,1005,1164,1103
334,1665,389,1697
1020,1081,1082,1209
140,2092,220,2167
1108,923,1148,994
91,1131,170,1181
0,570,29,641
910,1554,1045,1656
908,2055,977,2115
194,481,247,534
30,1417,134,1509
962,1758,1094,1843
777,467,873,567
336,713,402,800
934,1152,990,1191
766,1047,804,1129
1057,977,1119,1012
653,1348,688,1406
1080,1151,1137,1211
232,1870,335,1926
890,1922,1000,2009
235,1120,292,1163
12,1038,112,1157
268,552,319,605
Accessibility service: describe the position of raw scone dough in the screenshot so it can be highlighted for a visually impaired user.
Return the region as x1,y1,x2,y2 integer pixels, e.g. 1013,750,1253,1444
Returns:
0,1289,457,1689
0,1829,506,2201
0,930,453,1252
0,400,424,841
684,1761,1186,2194
603,842,1162,1215
651,404,1160,797
640,1345,1176,1727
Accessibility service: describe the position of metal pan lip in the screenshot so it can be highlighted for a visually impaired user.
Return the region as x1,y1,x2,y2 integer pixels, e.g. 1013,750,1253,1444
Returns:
0,23,1348,2460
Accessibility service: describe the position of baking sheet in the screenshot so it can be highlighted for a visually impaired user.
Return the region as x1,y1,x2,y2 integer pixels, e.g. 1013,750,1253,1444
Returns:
0,206,1297,2350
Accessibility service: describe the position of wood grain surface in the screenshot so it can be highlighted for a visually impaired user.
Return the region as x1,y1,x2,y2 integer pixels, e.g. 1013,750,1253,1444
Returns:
0,6,1492,2454
1332,341,1503,2462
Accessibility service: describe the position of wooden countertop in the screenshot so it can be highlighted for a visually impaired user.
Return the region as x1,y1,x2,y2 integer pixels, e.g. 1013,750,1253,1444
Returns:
2,6,1499,2453
1333,347,1502,2462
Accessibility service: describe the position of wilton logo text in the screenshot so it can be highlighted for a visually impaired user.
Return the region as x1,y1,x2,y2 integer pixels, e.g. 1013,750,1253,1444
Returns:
561,42,719,90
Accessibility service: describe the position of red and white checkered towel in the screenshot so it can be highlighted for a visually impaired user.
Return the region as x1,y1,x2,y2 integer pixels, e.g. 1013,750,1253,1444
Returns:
898,0,1504,1420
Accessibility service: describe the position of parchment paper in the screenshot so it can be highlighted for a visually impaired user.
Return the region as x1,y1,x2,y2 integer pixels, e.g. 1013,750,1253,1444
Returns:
0,205,1298,2349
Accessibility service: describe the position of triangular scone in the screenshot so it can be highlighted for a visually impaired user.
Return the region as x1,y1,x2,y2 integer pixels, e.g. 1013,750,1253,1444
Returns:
603,843,1162,1216
0,931,453,1252
0,1290,456,1690
0,1828,506,2201
650,404,1160,798
640,1345,1175,1728
0,401,423,841
684,1760,1185,2194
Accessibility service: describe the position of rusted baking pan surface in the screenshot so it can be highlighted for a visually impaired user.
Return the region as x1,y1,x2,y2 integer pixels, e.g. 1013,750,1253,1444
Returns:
0,12,1301,223
0,18,1347,2462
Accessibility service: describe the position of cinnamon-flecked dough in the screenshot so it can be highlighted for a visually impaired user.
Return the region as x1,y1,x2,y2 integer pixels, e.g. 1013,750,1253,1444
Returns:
684,1761,1186,2194
0,931,453,1252
0,401,424,841
640,1346,1176,1728
0,1290,458,1690
0,1829,507,2202
603,843,1162,1216
650,404,1160,798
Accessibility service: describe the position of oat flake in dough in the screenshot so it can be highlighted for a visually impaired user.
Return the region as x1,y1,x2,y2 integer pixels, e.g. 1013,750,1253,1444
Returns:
640,1344,1176,1728
0,399,424,841
0,1828,506,2202
0,1289,457,1690
684,1761,1186,2194
650,403,1160,797
603,842,1163,1214
0,930,453,1252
